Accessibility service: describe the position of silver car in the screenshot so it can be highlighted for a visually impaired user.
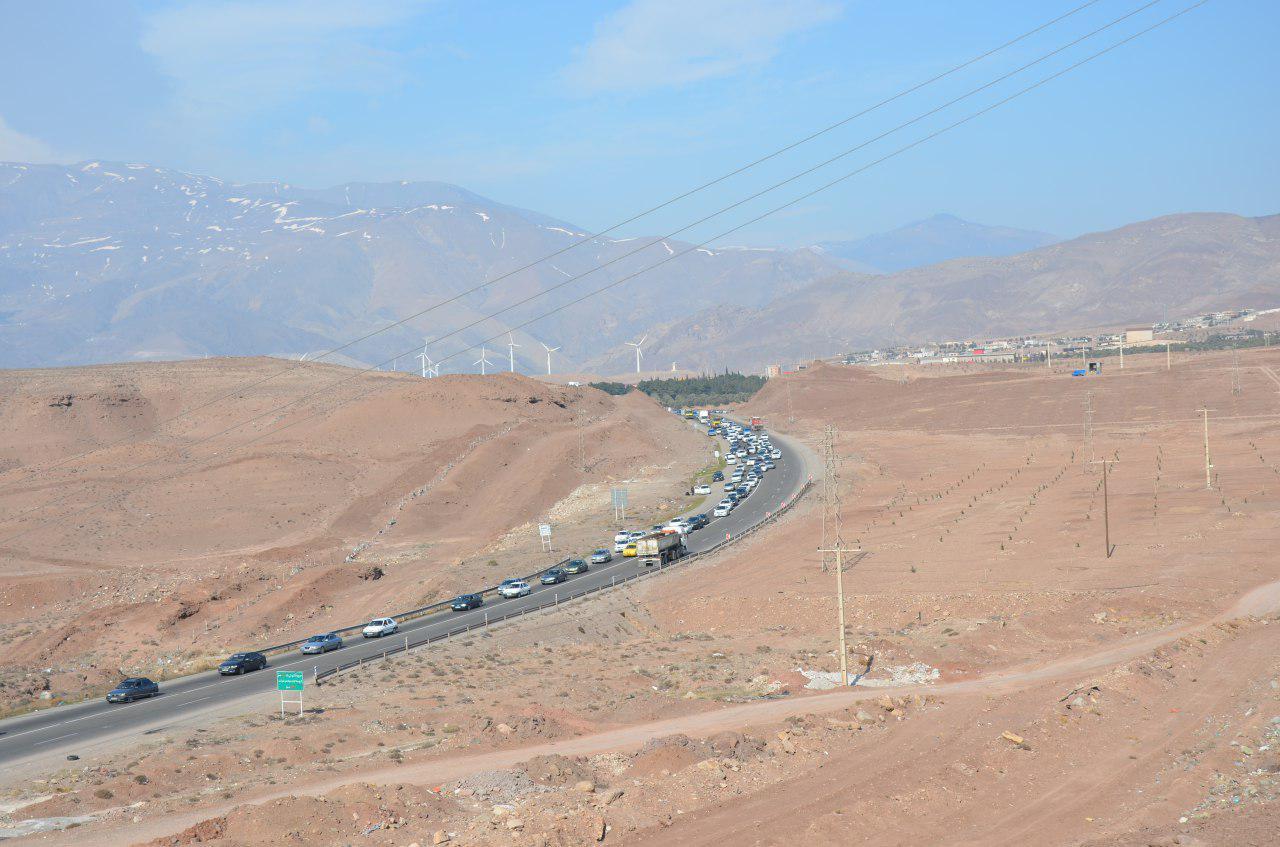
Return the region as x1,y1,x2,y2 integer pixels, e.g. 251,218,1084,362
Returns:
300,632,343,654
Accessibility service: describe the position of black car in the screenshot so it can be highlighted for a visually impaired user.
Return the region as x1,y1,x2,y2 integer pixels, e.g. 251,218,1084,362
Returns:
688,513,710,530
451,593,484,611
219,652,267,675
711,471,724,482
106,677,159,703
217,655,267,675
540,567,568,585
563,558,590,574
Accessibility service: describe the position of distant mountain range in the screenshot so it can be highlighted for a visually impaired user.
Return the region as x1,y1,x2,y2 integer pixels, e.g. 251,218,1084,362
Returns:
3,161,1275,376
0,161,835,371
631,212,1280,372
815,213,1058,274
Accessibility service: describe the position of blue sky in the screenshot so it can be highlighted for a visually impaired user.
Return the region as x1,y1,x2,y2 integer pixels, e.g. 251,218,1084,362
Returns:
1,0,1276,245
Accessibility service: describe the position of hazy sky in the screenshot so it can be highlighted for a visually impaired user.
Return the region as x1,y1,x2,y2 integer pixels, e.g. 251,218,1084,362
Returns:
1,0,1276,245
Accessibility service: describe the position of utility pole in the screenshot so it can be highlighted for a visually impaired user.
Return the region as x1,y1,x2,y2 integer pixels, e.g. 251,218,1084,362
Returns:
820,426,842,573
818,425,865,686
1046,342,1052,369
817,544,863,687
1082,392,1095,470
1089,459,1118,557
1118,340,1124,369
1166,340,1171,371
1232,351,1242,396
1198,408,1214,489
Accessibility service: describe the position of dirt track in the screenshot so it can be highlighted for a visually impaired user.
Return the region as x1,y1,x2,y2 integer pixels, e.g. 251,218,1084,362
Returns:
25,570,1276,847
8,349,1280,846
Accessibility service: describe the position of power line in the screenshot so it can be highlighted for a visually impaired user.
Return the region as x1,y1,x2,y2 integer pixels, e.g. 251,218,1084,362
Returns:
0,1,1109,495
0,2,1208,547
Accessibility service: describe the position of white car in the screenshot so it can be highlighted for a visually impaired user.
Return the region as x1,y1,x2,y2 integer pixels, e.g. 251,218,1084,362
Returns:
771,449,782,459
693,484,711,495
712,504,731,517
725,455,737,465
498,580,532,599
362,617,398,638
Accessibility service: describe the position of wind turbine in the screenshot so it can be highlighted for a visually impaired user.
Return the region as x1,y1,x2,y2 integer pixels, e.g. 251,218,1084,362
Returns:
541,342,560,376
506,332,521,373
416,341,432,378
626,335,647,374
474,346,494,376
417,351,436,378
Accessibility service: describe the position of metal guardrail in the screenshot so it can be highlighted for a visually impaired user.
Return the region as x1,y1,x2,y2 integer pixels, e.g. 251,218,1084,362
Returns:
313,477,813,685
253,557,571,657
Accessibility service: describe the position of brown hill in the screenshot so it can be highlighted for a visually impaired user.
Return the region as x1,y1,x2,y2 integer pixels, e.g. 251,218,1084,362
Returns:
636,212,1280,370
0,358,707,708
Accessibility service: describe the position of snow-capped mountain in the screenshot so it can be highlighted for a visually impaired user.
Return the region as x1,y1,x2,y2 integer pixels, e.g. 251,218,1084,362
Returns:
0,161,837,371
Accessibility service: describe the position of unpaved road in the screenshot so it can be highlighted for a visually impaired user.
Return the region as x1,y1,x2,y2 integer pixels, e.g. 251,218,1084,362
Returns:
28,575,1280,847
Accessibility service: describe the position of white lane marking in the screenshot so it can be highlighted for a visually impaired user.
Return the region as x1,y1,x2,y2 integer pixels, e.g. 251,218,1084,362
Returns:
0,440,803,749
33,732,76,746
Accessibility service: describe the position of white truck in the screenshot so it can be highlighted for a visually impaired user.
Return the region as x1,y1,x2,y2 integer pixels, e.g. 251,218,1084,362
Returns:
635,531,686,565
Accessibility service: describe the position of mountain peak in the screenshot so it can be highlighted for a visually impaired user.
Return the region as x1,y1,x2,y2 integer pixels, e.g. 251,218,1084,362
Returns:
818,214,1058,273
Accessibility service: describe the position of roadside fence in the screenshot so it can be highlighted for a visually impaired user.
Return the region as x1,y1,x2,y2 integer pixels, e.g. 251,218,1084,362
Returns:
312,478,813,685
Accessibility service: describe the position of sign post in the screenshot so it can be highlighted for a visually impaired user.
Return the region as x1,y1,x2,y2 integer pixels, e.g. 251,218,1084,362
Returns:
276,670,304,717
610,487,628,522
538,523,552,553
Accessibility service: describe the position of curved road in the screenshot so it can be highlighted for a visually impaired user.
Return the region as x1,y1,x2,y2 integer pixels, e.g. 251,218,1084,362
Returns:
0,422,810,768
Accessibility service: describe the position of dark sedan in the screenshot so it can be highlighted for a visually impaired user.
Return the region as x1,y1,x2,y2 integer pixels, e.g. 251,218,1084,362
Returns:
218,652,267,675
106,677,159,703
540,567,568,585
451,593,484,611
563,558,590,574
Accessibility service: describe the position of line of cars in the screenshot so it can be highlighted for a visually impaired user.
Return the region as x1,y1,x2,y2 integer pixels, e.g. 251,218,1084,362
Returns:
104,414,780,705
708,422,780,518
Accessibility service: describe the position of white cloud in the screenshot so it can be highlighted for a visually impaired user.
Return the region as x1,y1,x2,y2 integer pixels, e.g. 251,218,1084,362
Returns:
563,0,841,95
0,115,70,163
139,0,431,124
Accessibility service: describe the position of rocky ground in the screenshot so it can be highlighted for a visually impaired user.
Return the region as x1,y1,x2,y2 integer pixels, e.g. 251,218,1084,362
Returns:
4,347,1280,845
0,359,710,713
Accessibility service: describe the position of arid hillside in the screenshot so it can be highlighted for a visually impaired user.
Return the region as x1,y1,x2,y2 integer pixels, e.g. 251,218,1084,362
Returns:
0,358,709,710
636,211,1280,370
9,346,1280,847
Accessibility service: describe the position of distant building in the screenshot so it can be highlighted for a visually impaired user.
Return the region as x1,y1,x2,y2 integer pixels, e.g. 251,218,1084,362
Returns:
1125,327,1154,343
765,364,781,378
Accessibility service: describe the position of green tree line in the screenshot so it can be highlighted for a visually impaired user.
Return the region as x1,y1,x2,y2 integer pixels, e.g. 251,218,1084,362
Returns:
590,372,767,406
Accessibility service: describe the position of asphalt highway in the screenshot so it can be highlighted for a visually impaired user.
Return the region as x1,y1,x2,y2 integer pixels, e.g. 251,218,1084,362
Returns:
0,421,809,767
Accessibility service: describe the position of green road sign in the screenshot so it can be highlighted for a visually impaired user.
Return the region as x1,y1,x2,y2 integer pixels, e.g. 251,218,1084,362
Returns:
276,671,305,691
